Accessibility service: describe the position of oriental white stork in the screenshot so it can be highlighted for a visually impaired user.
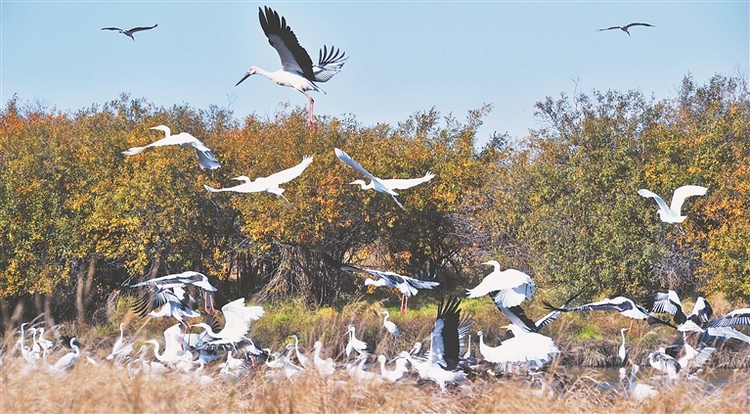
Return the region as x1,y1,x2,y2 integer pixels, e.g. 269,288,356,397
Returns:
466,260,536,308
543,296,675,328
101,24,157,41
706,307,750,328
323,253,439,313
122,125,221,170
128,270,218,313
334,148,434,210
204,156,313,203
598,22,654,36
236,6,348,130
637,185,707,223
399,297,469,392
647,290,714,328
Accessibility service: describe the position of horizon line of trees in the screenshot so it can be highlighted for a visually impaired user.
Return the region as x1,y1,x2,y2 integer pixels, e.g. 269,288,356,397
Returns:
1,73,748,332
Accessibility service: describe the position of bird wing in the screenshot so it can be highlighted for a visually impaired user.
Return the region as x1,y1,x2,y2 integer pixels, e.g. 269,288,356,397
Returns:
637,188,671,213
669,185,707,214
127,24,158,33
708,308,750,328
380,172,436,190
262,156,313,186
258,6,314,79
178,271,217,292
647,291,686,324
689,297,713,325
101,27,124,31
598,26,621,31
431,297,462,370
313,45,348,82
623,22,655,29
334,148,378,181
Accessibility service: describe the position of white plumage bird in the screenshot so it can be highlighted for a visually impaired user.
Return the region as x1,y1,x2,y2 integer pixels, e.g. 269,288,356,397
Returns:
204,156,313,204
334,148,434,210
53,338,80,370
466,260,536,308
122,125,221,170
236,7,348,130
382,311,401,337
637,185,707,223
192,298,264,349
101,24,157,41
476,326,559,370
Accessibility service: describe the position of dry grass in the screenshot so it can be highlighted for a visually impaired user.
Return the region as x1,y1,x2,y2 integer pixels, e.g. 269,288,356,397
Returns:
2,357,749,414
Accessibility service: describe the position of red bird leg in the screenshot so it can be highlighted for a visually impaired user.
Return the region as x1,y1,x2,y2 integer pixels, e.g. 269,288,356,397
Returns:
305,93,316,130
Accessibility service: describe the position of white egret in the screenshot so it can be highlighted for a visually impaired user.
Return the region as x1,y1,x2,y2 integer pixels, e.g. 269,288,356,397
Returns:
129,271,217,313
599,22,654,36
312,341,336,376
476,327,558,371
236,7,348,130
192,298,264,350
101,24,157,41
204,156,313,203
637,185,707,223
106,323,134,362
377,354,409,382
53,338,80,370
619,328,629,366
466,260,536,308
122,125,221,170
334,148,434,210
625,364,658,400
289,334,312,369
323,253,439,313
382,311,401,337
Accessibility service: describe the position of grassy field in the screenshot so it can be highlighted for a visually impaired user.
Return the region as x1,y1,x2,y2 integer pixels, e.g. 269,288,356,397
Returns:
2,296,750,413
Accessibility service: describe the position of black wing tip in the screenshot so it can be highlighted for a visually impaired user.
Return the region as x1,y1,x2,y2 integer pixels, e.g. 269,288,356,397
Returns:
542,300,567,312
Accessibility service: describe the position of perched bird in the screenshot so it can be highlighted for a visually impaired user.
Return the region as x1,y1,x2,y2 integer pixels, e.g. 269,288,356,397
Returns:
101,24,158,41
236,7,347,129
204,156,313,203
466,260,536,308
334,148,433,210
599,22,654,36
122,125,221,170
323,253,439,313
637,185,707,223
382,311,401,337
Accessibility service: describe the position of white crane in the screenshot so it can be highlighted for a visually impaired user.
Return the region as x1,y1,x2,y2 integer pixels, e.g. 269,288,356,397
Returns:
101,24,157,41
637,185,707,223
599,22,654,36
128,271,217,313
382,311,401,337
204,156,313,203
323,253,439,313
236,6,347,130
122,125,221,170
466,260,536,308
334,148,435,210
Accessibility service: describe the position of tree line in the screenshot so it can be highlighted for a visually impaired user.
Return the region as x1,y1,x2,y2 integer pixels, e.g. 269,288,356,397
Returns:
1,73,748,331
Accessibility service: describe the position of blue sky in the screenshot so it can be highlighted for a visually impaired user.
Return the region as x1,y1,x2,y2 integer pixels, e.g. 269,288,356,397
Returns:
2,1,747,146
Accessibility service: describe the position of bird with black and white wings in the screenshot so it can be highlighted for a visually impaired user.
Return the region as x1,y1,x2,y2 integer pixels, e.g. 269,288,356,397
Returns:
543,296,676,328
637,185,707,223
102,24,157,41
322,253,439,313
122,125,221,170
706,308,750,328
334,148,434,211
599,22,654,36
466,260,536,308
236,7,348,130
204,156,313,203
128,271,217,313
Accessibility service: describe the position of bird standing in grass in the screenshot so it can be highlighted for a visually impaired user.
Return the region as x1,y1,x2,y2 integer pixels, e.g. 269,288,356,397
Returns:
382,311,401,337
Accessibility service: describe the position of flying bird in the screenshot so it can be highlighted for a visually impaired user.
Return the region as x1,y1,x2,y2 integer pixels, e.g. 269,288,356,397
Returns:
122,125,221,170
543,296,676,328
466,260,536,308
638,185,707,223
599,22,654,36
334,148,434,210
128,271,218,313
204,156,313,203
236,6,348,130
101,24,158,41
323,253,439,313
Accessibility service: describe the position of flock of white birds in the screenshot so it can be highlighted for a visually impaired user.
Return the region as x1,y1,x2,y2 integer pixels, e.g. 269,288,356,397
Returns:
5,4,746,402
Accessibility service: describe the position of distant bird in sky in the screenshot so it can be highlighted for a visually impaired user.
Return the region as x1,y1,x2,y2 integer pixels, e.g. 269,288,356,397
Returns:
122,125,221,170
334,148,434,210
236,6,348,130
638,185,707,223
599,22,654,36
204,156,313,203
101,24,158,41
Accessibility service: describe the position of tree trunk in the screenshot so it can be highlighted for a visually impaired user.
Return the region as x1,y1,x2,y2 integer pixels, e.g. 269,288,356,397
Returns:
76,260,87,328
83,255,96,312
